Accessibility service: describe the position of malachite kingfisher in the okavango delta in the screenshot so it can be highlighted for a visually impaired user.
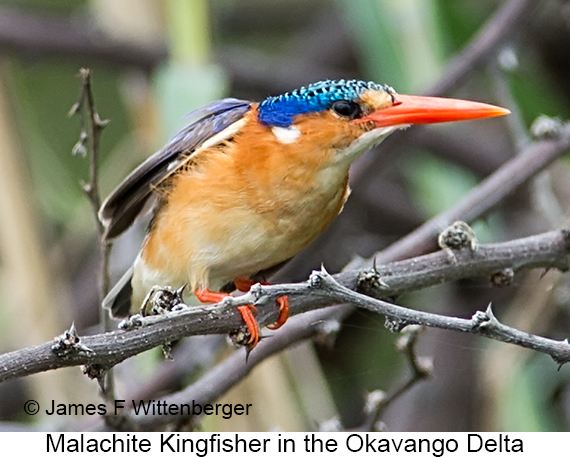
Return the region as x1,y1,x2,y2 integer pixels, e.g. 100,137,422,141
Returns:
99,79,509,349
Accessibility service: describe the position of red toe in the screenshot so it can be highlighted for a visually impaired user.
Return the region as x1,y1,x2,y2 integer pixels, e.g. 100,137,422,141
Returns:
267,295,289,330
237,304,260,347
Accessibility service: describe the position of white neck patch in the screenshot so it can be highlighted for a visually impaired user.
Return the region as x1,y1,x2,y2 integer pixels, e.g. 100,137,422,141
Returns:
271,126,301,144
333,125,408,165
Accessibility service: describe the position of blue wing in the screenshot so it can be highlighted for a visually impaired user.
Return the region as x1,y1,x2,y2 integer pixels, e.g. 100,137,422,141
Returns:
99,98,251,240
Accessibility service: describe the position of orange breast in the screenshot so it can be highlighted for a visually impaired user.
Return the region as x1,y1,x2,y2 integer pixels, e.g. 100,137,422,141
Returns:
140,108,365,293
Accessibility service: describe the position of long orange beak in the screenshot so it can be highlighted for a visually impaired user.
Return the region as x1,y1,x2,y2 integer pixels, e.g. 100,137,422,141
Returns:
362,94,510,127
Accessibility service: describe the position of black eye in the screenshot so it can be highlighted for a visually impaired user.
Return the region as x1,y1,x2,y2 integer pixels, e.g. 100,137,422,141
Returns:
331,100,362,120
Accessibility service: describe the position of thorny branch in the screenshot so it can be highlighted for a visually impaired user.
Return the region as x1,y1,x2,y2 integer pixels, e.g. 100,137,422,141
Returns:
0,227,569,385
70,68,113,323
69,68,115,400
109,232,570,431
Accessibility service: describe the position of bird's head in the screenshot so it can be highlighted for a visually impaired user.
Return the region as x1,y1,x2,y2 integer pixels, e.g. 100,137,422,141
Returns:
257,79,509,165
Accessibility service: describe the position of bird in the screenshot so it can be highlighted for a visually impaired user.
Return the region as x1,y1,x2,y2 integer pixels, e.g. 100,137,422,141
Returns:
99,79,509,349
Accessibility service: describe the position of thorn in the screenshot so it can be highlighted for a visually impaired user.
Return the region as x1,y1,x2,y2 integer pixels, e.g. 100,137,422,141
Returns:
69,321,78,337
68,101,81,117
243,334,272,362
97,375,106,393
94,113,110,128
175,284,187,300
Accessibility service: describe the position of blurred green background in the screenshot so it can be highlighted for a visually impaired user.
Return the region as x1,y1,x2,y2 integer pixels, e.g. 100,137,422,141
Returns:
0,0,569,432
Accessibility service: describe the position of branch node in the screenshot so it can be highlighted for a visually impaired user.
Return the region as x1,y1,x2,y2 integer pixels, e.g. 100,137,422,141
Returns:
471,310,490,329
530,115,564,140
71,131,88,157
82,363,108,383
551,339,570,369
490,268,515,287
438,221,479,264
249,282,264,301
357,269,389,295
161,342,174,361
385,316,408,333
51,322,93,357
119,314,144,330
141,285,186,316
471,303,498,330
309,269,327,289
364,390,387,415
497,46,519,72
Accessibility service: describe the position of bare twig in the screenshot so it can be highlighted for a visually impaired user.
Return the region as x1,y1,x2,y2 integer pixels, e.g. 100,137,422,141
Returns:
70,68,114,401
355,326,432,432
70,72,106,228
490,52,566,229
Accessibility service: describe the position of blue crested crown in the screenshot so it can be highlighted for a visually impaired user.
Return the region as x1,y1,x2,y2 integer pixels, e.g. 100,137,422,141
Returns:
258,79,389,127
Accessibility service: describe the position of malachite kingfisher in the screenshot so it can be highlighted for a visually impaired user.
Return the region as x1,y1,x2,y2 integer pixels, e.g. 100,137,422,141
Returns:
99,79,509,348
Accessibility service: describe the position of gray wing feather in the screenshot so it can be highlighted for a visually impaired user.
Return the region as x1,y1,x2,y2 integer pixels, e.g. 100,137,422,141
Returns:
99,98,251,241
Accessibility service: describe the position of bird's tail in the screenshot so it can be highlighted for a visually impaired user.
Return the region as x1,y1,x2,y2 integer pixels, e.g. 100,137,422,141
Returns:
103,266,134,318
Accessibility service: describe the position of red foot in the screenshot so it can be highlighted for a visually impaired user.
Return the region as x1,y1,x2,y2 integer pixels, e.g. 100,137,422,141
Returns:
234,278,289,330
267,296,289,329
195,287,259,348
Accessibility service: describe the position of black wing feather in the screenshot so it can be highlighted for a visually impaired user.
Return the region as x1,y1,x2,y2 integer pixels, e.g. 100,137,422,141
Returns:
99,98,251,240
